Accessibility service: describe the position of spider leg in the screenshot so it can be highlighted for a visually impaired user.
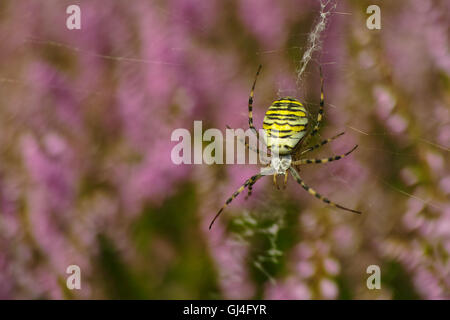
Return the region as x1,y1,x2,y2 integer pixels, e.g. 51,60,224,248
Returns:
310,66,325,138
210,173,263,229
273,174,280,190
293,145,358,165
300,132,345,156
245,176,259,200
249,65,262,138
289,167,361,214
283,173,288,189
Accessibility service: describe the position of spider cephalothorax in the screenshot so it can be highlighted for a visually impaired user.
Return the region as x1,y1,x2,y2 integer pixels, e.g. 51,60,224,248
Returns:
209,65,361,229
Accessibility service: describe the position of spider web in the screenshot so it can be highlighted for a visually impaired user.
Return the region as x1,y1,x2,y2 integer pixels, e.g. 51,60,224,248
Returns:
251,1,446,213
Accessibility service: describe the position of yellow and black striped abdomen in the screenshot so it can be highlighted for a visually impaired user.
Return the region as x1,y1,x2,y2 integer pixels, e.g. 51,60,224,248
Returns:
262,97,308,155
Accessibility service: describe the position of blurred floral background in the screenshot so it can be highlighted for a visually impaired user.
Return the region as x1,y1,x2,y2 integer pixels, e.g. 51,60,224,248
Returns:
0,0,449,299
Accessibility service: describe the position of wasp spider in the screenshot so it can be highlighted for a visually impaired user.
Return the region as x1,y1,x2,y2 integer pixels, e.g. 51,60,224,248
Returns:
209,65,361,229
